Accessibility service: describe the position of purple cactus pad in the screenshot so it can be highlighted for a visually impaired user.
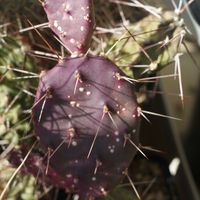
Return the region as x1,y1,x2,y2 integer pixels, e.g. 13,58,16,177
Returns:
43,0,95,56
32,55,140,199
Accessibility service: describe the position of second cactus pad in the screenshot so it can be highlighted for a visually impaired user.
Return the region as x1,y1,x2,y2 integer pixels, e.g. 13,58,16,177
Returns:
43,0,95,56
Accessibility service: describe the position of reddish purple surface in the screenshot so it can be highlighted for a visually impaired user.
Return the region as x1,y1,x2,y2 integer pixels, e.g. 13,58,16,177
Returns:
44,0,95,55
13,56,140,199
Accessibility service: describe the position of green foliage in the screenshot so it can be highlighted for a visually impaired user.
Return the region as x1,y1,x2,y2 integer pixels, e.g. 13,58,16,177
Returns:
0,159,37,200
0,36,37,142
0,36,38,199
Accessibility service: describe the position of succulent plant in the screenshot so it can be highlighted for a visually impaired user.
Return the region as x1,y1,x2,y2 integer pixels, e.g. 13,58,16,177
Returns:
0,0,191,199
10,55,140,199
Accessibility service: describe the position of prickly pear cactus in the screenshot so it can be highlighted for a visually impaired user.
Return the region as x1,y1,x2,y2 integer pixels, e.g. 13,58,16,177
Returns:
32,55,140,198
0,0,192,199
43,0,95,56
10,55,141,199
